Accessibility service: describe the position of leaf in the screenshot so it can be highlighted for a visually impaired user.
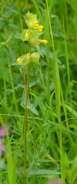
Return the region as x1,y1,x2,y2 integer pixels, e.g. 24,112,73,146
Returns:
29,80,40,87
0,67,10,83
70,155,77,183
28,101,38,115
14,84,24,90
14,30,27,41
37,46,46,57
20,89,38,115
28,169,60,176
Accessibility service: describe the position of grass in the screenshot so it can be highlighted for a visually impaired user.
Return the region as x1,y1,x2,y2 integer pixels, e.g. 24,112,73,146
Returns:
0,0,77,184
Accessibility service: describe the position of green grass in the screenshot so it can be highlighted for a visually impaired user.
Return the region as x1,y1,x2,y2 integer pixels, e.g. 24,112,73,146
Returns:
0,0,77,184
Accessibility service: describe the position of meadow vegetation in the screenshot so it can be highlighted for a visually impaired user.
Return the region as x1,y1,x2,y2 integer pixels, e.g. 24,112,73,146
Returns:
0,0,77,184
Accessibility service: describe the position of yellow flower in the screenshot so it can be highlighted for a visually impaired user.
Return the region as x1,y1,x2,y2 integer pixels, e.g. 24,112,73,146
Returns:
17,58,23,64
37,25,43,32
25,33,29,40
41,39,47,44
33,20,39,27
33,21,43,32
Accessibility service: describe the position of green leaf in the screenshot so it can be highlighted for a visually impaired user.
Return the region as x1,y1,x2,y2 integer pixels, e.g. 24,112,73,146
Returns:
20,89,38,115
70,155,77,183
14,29,27,41
28,101,38,115
37,46,46,56
28,169,60,176
29,80,40,87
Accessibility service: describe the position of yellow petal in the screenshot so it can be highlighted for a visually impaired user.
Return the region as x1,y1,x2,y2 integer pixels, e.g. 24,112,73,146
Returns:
33,20,39,27
41,39,47,44
37,25,43,32
17,58,23,64
25,33,29,40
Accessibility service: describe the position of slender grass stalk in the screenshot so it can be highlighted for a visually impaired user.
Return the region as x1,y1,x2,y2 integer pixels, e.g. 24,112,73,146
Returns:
62,19,71,102
6,134,15,184
75,0,77,57
1,51,7,94
17,0,22,31
45,0,61,120
8,56,19,114
0,32,6,94
23,64,30,184
60,84,76,154
23,40,31,183
46,0,64,180
62,16,76,154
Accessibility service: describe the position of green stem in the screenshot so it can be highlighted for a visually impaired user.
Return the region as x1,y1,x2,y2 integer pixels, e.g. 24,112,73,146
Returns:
17,0,22,31
23,64,30,184
8,56,19,113
46,0,63,180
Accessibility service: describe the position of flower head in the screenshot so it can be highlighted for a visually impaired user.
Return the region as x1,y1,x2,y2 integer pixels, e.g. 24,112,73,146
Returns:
17,58,23,64
41,39,47,44
16,12,48,66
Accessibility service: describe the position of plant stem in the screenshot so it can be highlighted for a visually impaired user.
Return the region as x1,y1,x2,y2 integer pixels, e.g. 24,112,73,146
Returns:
23,64,30,184
46,0,63,180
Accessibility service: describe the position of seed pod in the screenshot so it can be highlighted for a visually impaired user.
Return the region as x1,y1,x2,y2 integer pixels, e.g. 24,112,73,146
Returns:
24,53,31,65
29,38,41,47
31,52,40,63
